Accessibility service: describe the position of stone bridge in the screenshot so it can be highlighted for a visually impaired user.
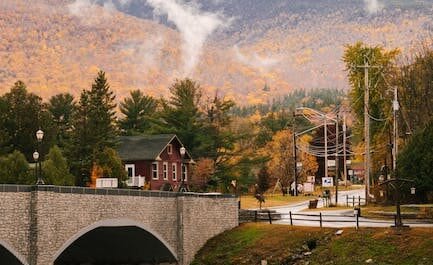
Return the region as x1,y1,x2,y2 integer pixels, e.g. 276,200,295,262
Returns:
0,185,238,265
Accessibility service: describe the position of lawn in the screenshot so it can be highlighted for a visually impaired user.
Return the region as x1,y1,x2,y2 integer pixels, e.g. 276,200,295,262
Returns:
192,223,433,265
240,193,316,209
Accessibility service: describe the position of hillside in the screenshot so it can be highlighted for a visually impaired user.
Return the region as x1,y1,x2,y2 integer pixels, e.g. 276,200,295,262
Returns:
192,223,433,265
1,0,433,104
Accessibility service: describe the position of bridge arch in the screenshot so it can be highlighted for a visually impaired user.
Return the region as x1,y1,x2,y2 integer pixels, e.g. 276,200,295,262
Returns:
0,239,29,265
52,218,178,265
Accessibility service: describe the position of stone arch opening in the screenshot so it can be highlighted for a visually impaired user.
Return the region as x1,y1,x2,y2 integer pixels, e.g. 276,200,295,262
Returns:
53,219,178,265
0,240,29,265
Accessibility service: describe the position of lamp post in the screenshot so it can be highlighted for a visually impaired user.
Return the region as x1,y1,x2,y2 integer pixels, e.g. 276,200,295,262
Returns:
379,178,415,227
180,146,186,192
35,129,44,185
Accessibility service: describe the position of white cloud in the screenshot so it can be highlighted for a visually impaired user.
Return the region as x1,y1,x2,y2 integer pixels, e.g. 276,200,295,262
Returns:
146,0,229,76
364,0,384,14
234,46,279,72
68,0,116,19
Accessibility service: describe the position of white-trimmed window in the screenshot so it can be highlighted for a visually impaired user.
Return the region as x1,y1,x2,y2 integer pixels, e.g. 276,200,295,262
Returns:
182,164,187,181
152,162,159,180
163,162,168,180
172,163,177,181
167,144,173,155
125,164,135,178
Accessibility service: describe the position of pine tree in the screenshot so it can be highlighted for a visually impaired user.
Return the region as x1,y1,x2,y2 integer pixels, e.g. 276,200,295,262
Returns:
68,71,118,185
118,90,157,135
88,71,117,150
47,93,76,148
158,78,204,155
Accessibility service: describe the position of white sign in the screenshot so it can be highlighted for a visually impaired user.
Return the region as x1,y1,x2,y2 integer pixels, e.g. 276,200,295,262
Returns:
327,160,336,167
304,182,315,193
307,176,315,183
322,177,334,187
96,178,118,188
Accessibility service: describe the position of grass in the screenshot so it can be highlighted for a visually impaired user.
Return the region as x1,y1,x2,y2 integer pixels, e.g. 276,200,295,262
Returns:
192,223,433,265
240,193,316,209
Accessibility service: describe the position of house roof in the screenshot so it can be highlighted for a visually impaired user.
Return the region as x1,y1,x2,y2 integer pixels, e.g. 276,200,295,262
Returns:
117,134,191,161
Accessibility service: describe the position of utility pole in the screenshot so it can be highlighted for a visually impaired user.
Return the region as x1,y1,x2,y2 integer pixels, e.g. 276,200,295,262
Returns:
293,112,298,196
393,86,399,173
364,58,370,203
356,58,379,203
343,111,348,187
324,115,328,180
335,113,339,205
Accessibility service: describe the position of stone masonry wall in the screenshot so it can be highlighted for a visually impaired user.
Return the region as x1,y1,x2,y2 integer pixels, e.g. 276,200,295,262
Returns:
0,186,238,265
0,191,31,263
181,196,239,265
34,191,179,265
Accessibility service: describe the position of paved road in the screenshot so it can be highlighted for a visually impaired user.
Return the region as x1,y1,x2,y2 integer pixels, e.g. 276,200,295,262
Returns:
271,188,365,214
270,188,433,228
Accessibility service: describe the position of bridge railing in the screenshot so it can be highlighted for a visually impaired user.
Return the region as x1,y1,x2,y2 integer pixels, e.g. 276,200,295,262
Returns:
0,184,236,198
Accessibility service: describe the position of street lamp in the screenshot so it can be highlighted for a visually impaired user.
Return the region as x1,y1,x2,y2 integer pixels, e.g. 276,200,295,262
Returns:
180,146,186,192
35,129,44,185
379,178,415,227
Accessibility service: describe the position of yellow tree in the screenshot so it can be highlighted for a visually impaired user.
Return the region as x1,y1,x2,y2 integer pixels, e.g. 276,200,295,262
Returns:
261,129,294,194
298,135,319,182
261,130,319,195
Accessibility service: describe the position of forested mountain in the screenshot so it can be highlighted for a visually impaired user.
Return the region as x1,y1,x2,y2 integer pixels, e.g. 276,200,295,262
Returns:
1,0,433,104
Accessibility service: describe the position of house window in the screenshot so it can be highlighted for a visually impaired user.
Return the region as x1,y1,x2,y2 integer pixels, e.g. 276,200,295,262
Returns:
182,164,187,181
125,164,135,178
152,162,159,180
172,164,177,181
163,162,168,180
167,144,173,155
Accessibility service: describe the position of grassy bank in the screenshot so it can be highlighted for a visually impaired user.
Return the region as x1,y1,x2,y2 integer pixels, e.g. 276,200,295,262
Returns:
240,194,314,209
192,223,433,265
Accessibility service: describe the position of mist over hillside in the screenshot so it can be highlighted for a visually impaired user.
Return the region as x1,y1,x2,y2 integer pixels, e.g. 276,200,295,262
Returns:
1,0,433,104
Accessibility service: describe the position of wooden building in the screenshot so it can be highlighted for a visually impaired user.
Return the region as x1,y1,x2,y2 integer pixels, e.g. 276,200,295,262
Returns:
117,134,193,191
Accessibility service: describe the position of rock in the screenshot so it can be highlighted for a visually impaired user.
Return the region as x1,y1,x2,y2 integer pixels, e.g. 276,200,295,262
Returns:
365,258,373,263
335,229,344,235
303,251,312,256
261,260,268,265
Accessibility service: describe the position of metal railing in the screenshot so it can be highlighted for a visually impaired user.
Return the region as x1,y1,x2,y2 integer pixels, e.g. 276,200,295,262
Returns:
0,184,236,198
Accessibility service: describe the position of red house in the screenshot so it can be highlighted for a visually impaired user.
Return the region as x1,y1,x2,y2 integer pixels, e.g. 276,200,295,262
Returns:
117,134,193,191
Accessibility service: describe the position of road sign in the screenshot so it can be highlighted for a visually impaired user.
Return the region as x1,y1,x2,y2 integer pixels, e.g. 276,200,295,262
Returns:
322,177,334,187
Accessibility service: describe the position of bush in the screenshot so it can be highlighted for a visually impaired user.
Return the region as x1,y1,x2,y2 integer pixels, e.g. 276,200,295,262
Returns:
0,150,32,184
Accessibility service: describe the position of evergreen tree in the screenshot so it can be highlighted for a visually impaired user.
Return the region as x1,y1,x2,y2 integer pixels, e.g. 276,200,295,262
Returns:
47,93,76,148
0,97,11,155
69,71,118,185
118,90,157,135
157,78,204,155
200,94,237,189
1,81,54,160
398,120,433,201
42,145,74,186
